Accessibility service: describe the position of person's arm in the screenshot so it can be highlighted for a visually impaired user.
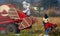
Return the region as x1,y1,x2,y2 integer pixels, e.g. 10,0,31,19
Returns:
23,8,29,13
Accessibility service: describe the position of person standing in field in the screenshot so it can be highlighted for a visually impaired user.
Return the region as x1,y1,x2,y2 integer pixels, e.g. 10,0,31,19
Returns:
43,14,49,36
43,14,57,36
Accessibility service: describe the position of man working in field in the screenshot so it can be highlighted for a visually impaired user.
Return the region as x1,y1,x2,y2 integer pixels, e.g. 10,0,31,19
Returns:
43,14,57,36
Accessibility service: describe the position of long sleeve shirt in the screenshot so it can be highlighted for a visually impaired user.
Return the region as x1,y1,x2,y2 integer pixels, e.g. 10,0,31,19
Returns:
22,1,30,16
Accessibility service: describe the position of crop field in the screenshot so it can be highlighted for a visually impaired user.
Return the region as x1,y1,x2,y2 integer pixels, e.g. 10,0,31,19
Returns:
0,17,60,36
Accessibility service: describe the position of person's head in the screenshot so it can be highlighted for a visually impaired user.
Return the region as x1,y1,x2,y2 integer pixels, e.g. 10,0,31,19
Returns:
44,14,48,19
43,14,49,23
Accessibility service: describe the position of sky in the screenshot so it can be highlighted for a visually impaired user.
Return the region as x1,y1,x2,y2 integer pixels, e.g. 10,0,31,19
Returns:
0,0,41,3
58,0,60,3
0,0,60,4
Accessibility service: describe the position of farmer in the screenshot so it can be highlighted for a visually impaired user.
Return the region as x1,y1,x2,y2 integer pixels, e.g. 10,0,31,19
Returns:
43,14,57,36
22,0,30,17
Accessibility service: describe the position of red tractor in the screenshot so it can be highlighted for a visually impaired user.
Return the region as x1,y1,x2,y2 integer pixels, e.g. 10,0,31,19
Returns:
0,4,35,34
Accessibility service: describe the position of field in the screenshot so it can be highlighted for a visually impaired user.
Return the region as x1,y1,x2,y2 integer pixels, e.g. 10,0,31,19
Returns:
0,17,60,36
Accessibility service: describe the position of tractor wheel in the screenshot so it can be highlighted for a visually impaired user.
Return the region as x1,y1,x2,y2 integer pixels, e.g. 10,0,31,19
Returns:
6,24,20,34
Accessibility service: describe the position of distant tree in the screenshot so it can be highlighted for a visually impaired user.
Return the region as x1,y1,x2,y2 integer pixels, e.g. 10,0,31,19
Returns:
41,0,58,9
5,0,23,10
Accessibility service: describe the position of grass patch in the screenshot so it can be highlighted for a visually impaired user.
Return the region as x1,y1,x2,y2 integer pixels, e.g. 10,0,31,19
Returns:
0,17,60,36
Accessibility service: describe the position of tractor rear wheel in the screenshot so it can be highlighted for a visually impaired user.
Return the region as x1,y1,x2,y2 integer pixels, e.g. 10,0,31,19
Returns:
6,24,20,34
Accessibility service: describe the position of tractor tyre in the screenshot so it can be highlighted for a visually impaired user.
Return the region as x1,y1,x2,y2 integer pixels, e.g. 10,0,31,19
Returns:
6,24,20,34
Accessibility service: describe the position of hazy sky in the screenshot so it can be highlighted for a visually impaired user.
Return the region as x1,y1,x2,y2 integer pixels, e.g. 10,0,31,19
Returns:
0,0,60,4
58,0,60,3
0,0,40,2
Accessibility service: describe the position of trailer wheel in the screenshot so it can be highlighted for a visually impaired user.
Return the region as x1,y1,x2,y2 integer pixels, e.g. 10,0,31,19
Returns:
6,24,20,34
